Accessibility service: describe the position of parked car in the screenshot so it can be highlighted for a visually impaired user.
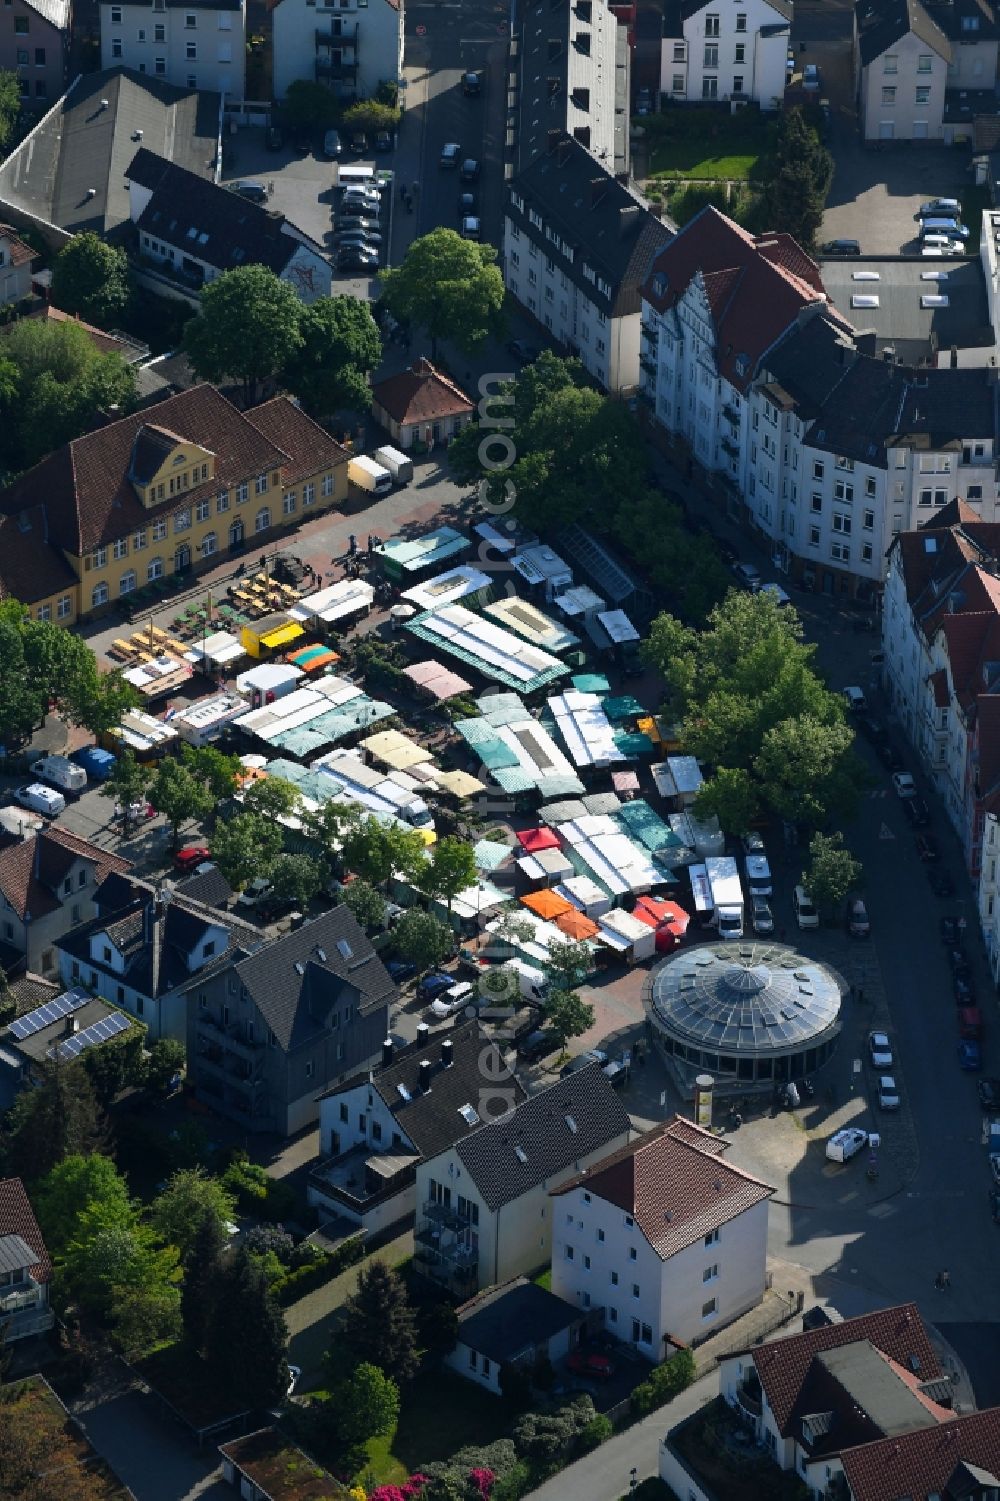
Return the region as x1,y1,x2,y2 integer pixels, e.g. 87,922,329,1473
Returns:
856,714,888,745
842,685,867,712
517,1027,558,1062
761,581,791,606
566,1350,615,1380
237,877,274,909
334,215,381,233
231,180,268,203
917,197,962,218
350,132,367,153
903,796,930,828
732,561,762,591
742,830,766,854
266,124,285,151
428,982,475,1019
751,895,774,935
959,1038,983,1071
440,142,461,167
744,853,772,896
947,945,971,976
506,340,538,363
941,916,961,945
340,185,381,206
802,62,821,89
876,740,904,773
878,1075,900,1110
323,129,342,158
914,832,940,860
460,157,480,182
825,1126,869,1163
978,1077,1000,1110
920,234,965,256
462,70,482,96
337,248,379,272
458,189,478,217
461,216,481,240
374,129,393,152
892,772,917,798
13,783,65,817
416,972,455,1003
928,869,956,897
174,844,211,871
954,975,977,1005
385,959,417,984
868,1031,893,1069
847,895,870,938
821,238,861,256
561,1048,608,1079
793,884,819,929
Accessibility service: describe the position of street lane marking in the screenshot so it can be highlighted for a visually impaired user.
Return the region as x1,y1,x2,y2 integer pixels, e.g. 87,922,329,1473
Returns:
879,823,895,840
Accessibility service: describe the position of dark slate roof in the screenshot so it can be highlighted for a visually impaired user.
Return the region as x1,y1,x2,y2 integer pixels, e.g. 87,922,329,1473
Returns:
855,0,951,65
455,1065,631,1211
234,907,396,1052
3,995,132,1064
510,134,672,318
174,862,233,907
456,1277,582,1362
342,1021,528,1159
819,255,992,360
127,148,325,278
674,0,790,23
7,974,61,1017
926,0,999,40
0,1233,38,1276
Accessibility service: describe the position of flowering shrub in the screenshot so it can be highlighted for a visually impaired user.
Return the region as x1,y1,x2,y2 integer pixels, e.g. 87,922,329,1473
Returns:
469,1468,495,1499
367,1476,428,1501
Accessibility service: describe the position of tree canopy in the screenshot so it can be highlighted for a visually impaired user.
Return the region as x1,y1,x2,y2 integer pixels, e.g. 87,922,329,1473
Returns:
148,1167,237,1261
341,817,427,887
1,1061,105,1184
379,229,505,356
336,1260,420,1385
281,294,382,416
762,108,833,251
205,1247,289,1408
393,909,452,973
415,836,477,912
50,233,130,328
183,265,305,402
147,757,214,847
0,69,19,154
804,831,862,920
210,811,285,889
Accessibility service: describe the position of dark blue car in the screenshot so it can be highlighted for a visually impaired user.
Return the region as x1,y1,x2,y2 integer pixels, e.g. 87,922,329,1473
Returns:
959,1039,983,1071
385,959,416,984
416,972,454,1003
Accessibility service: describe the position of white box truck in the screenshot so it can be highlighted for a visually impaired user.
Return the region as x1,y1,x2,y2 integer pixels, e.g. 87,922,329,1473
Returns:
348,455,393,496
705,855,745,939
373,445,413,486
30,755,87,795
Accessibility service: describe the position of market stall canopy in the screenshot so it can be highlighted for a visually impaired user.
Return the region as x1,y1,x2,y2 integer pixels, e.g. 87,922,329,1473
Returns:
612,769,640,795
521,888,573,921
633,896,690,933
554,908,600,940
597,609,640,644
516,827,561,854
361,728,434,771
436,769,486,798
287,643,340,674
122,654,192,700
401,564,493,611
289,578,374,626
571,673,611,696
603,694,646,724
403,660,474,702
185,629,245,670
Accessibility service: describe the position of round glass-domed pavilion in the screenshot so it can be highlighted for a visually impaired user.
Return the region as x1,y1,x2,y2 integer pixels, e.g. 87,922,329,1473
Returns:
645,941,844,1085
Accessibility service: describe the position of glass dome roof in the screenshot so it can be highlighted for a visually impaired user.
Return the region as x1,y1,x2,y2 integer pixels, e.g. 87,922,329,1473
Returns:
647,942,843,1057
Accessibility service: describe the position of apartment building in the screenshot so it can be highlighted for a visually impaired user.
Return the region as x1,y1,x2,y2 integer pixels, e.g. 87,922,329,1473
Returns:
0,827,131,977
0,224,34,305
659,0,791,108
0,0,70,111
270,0,402,103
99,0,246,97
0,384,348,621
854,0,951,141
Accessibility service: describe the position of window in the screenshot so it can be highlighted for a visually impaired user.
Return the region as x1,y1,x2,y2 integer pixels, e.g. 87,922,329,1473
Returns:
321,473,334,497
610,1270,619,1285
883,53,897,73
624,1215,634,1228
112,537,128,560
811,493,822,513
154,22,164,39
702,1298,718,1319
705,1228,719,1247
564,1244,575,1260
305,1060,314,1079
919,488,932,507
583,1255,591,1270
36,603,50,622
195,499,210,523
16,48,27,63
303,482,315,506
917,53,932,72
673,41,685,60
597,1227,605,1242
14,16,27,32
153,518,168,541
119,571,136,596
881,85,896,105
155,55,165,74
147,557,164,582
185,10,197,23
255,473,269,495
216,490,229,513
255,507,271,533
640,1322,653,1344
703,1263,719,1282
702,75,718,98
202,531,217,556
174,508,191,533
969,485,983,501
34,44,44,63
672,72,684,91
57,595,71,619
831,540,850,562
283,493,296,516
629,1246,637,1261
865,475,877,497
133,529,147,551
833,513,851,534
812,460,825,479
236,482,249,504
734,43,745,62
704,12,719,34
915,85,930,104
863,509,874,530
809,525,821,546
703,42,718,66
111,35,123,56
862,542,874,562
111,3,121,18
91,582,109,608
632,1283,640,1299
94,546,107,569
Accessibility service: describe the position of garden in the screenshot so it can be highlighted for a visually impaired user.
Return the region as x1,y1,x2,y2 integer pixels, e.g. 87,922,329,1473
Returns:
670,1398,809,1501
641,105,775,183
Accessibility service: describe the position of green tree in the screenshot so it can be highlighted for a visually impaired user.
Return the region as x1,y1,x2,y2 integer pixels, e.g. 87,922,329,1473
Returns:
50,233,130,327
416,836,478,914
341,816,427,886
183,265,304,403
242,774,302,821
35,1153,134,1259
181,1207,227,1356
145,1037,186,1093
342,877,386,932
2,1063,106,1184
0,613,48,743
62,667,141,739
694,766,758,835
0,69,19,153
612,489,730,623
763,108,833,250
754,714,863,828
336,1260,420,1384
181,743,242,800
543,940,592,993
302,796,361,855
147,756,214,848
66,1221,180,1321
393,909,452,973
330,1361,399,1460
99,751,150,840
380,228,505,357
545,990,595,1053
81,1020,145,1107
210,811,284,889
269,852,325,907
149,1167,237,1261
804,831,862,921
281,295,382,416
341,99,400,136
111,1280,182,1360
280,78,338,130
206,1246,289,1408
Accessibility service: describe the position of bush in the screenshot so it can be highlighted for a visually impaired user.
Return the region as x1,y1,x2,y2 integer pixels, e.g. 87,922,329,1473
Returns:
630,1347,696,1418
220,1154,297,1221
244,1225,295,1262
512,1397,596,1462
578,1413,612,1453
270,1234,366,1306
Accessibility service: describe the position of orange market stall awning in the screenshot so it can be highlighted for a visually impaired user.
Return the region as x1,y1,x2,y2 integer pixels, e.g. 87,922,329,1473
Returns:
555,908,600,940
516,827,561,854
520,889,573,921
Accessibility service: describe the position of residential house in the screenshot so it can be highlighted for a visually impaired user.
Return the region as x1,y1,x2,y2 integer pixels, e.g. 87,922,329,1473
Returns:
269,0,403,104
57,875,261,1042
0,68,221,244
0,827,131,978
125,148,331,303
0,0,71,113
189,907,396,1135
446,1277,585,1396
220,1429,350,1500
0,1176,55,1341
0,987,141,1110
659,0,791,109
854,0,951,142
0,383,349,621
310,1020,527,1237
0,224,34,305
551,1116,774,1355
504,132,672,393
371,359,474,451
99,0,246,98
660,1302,969,1500
415,1065,632,1294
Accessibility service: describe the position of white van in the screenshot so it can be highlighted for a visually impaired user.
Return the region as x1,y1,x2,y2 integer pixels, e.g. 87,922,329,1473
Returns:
793,884,819,929
30,754,87,795
337,164,377,189
14,783,67,817
373,445,414,486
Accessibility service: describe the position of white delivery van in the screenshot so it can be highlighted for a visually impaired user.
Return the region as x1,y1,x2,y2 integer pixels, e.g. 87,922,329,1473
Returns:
348,455,393,496
705,855,745,939
373,445,414,486
30,755,87,795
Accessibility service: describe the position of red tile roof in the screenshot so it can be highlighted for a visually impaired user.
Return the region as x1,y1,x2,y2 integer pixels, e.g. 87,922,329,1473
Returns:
0,1176,52,1283
642,206,833,393
742,1303,940,1437
0,828,131,922
0,507,80,606
0,224,35,268
551,1116,773,1259
840,1406,1000,1501
246,396,349,486
372,358,474,426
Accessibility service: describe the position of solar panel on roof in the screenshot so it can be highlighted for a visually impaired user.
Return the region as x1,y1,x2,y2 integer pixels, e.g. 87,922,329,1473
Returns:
51,1009,130,1061
8,988,89,1041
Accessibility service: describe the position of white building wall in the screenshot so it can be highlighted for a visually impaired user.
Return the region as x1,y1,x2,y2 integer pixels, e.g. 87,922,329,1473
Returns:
658,1199,768,1345
660,0,788,107
272,0,402,102
859,30,949,142
565,0,622,168
980,813,1000,983
100,0,246,96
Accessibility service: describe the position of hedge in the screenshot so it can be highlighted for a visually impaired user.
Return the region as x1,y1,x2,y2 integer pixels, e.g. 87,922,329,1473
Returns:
272,1233,366,1305
630,1347,696,1419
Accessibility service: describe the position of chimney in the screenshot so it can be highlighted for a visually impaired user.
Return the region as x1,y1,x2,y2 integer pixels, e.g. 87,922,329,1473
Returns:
382,1037,394,1068
951,344,958,369
415,1021,430,1048
418,1059,432,1093
65,1015,79,1036
441,1038,454,1068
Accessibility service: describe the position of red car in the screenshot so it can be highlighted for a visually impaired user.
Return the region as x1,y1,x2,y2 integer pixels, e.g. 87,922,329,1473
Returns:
174,845,210,871
566,1350,615,1380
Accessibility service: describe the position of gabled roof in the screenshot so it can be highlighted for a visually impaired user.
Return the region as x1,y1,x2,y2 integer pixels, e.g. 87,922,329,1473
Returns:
20,0,70,31
736,1303,940,1436
927,0,1000,40
0,829,131,923
127,148,326,279
372,359,474,427
0,224,35,267
0,1177,51,1283
643,207,829,393
454,1065,631,1212
456,1277,582,1364
325,1020,527,1159
675,0,791,21
247,397,349,485
0,507,80,606
855,0,951,64
234,907,396,1052
551,1116,773,1258
840,1407,1000,1501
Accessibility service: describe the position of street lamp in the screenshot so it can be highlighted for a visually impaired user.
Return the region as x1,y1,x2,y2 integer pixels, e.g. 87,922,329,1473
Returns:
629,1467,638,1494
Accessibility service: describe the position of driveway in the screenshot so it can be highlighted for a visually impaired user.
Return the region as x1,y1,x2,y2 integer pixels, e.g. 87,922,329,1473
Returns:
74,1387,229,1501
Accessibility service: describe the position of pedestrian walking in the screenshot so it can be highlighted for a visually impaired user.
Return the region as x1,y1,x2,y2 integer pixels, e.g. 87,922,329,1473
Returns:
348,533,357,557
399,181,406,202
942,1269,951,1289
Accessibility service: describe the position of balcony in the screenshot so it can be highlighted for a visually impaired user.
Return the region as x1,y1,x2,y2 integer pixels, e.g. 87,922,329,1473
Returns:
413,1228,479,1270
315,23,357,45
316,57,359,82
723,403,739,426
640,323,658,346
309,1145,418,1215
0,1281,54,1340
735,1379,763,1418
422,1199,472,1233
640,351,657,375
721,437,740,459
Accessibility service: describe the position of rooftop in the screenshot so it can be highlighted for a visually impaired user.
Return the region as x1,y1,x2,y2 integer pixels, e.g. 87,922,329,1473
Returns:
0,826,131,922
855,0,951,66
219,1428,348,1500
372,358,474,426
456,1277,582,1364
0,1176,51,1283
840,1407,1000,1501
818,256,993,364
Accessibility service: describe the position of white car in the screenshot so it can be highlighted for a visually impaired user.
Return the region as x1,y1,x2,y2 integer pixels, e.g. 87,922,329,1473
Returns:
428,982,475,1019
869,1031,893,1069
13,783,66,817
892,773,917,799
761,581,791,606
751,895,774,935
826,1127,869,1163
237,877,273,909
793,884,819,929
878,1075,900,1111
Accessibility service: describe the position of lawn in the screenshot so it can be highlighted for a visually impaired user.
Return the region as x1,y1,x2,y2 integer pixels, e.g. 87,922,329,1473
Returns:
643,107,774,182
363,1371,508,1486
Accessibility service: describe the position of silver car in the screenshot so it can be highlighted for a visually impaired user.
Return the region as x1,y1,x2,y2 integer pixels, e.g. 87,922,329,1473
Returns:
751,895,774,935
878,1076,900,1111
